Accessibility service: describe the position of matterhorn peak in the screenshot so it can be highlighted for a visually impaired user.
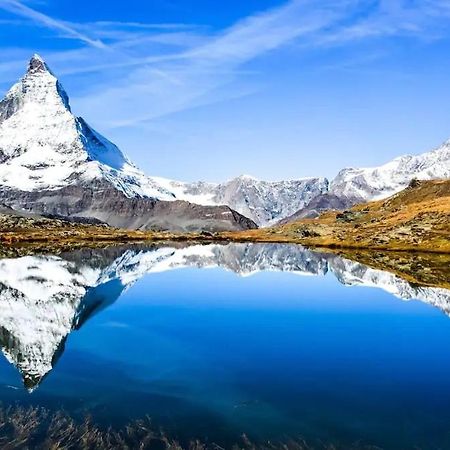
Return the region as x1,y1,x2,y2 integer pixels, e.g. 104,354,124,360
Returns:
0,54,180,200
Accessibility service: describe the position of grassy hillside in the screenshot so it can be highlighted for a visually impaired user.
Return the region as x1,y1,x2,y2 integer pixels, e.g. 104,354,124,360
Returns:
225,179,450,253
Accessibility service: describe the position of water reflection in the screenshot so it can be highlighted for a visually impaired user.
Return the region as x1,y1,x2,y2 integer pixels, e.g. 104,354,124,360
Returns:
0,243,447,391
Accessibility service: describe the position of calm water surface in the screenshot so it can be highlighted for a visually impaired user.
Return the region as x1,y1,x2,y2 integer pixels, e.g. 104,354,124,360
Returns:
0,243,449,449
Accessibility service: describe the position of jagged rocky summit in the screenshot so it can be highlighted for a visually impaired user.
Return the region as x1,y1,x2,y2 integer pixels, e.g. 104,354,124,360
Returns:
0,55,256,232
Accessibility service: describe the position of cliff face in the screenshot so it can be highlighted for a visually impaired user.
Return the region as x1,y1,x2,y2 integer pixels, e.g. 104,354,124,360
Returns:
0,179,257,232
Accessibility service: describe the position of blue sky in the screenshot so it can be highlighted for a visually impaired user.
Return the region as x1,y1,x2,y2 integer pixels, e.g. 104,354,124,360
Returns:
1,0,450,181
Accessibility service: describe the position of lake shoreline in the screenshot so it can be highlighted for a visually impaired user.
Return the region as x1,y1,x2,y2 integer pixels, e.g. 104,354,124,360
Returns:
1,232,449,291
1,228,450,254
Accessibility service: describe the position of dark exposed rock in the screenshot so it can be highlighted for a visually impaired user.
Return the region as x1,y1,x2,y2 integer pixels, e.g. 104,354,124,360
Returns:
0,179,258,232
27,54,50,74
295,228,320,238
336,210,366,223
408,178,422,189
278,193,356,224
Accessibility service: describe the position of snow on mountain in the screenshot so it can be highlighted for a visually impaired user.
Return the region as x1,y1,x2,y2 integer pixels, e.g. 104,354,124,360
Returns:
329,141,450,202
0,54,328,227
152,175,329,226
0,54,175,200
1,54,449,227
171,137,450,223
162,139,450,225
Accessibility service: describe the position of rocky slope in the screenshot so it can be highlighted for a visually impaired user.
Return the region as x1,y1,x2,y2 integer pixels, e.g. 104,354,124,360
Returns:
0,243,448,391
155,175,329,226
0,179,257,233
0,55,256,232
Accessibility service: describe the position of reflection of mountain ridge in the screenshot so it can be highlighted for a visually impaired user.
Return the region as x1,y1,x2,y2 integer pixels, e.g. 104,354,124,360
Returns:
0,243,447,391
328,256,450,315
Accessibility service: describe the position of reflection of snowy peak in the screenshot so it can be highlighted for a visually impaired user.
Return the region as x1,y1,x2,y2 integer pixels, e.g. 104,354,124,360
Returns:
0,249,158,390
0,256,95,390
0,244,448,391
151,243,329,276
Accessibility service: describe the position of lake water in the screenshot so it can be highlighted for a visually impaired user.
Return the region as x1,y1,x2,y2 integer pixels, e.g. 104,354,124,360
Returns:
0,243,449,449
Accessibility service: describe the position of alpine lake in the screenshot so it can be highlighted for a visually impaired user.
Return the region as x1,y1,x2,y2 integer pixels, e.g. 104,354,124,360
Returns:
0,242,449,449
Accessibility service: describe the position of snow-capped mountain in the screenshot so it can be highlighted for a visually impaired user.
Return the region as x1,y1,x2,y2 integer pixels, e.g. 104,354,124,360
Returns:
281,142,450,221
154,175,329,226
0,54,174,200
0,243,448,391
329,141,450,202
157,139,450,225
0,54,326,228
169,135,450,224
1,54,449,228
0,55,257,232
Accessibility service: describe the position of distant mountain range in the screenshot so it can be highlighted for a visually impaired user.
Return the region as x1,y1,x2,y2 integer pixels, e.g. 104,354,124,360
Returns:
176,141,450,224
0,54,449,230
0,243,448,391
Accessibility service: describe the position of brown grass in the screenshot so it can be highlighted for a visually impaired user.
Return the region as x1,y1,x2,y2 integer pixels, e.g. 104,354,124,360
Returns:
0,405,379,450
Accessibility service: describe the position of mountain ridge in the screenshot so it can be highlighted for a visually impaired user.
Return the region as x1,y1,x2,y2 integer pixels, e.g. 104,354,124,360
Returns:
231,179,450,253
0,54,449,229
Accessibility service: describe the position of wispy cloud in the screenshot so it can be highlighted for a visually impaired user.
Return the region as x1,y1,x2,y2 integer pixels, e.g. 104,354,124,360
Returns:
0,0,107,48
2,0,450,130
72,0,359,128
313,0,450,46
